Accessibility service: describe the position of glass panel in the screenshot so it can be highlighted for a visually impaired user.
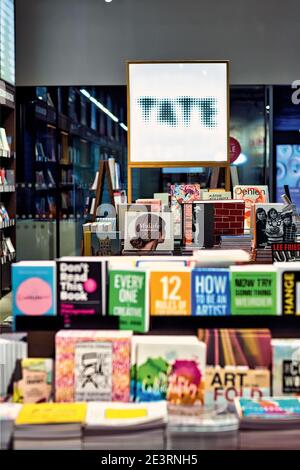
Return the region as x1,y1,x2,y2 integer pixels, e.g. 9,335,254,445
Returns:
273,85,300,209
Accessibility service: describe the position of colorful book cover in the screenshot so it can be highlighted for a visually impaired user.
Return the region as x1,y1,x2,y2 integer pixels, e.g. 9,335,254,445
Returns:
276,263,300,315
182,203,215,248
13,358,53,404
55,330,132,402
56,257,106,322
235,397,300,419
272,242,300,263
272,339,300,395
233,185,269,231
205,366,270,405
254,203,285,248
150,269,191,316
74,342,113,401
230,266,277,315
170,184,202,239
191,268,230,316
124,211,174,252
170,184,202,203
134,336,206,404
12,262,56,326
198,329,272,368
108,269,149,333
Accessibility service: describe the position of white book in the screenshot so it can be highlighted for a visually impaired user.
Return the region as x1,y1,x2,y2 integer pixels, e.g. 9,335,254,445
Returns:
90,172,99,191
85,401,167,428
193,249,251,266
108,157,116,190
89,198,96,215
0,128,10,157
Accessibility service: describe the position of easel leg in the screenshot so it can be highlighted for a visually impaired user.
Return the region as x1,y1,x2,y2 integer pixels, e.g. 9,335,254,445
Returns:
128,165,132,203
225,165,231,191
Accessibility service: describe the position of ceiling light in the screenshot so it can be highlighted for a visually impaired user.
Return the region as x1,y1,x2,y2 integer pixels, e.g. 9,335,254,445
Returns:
80,88,128,130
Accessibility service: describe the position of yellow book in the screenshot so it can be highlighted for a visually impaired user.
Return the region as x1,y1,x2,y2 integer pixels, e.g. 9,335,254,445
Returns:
15,402,87,425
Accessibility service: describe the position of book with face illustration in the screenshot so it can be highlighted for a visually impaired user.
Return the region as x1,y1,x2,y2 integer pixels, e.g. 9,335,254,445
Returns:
254,203,285,248
124,211,174,252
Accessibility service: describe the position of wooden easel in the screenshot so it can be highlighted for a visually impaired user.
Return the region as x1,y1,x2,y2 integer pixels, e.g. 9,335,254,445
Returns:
91,159,116,221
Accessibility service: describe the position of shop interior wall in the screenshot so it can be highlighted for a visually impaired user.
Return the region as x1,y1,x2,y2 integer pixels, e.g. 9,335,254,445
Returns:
16,0,300,86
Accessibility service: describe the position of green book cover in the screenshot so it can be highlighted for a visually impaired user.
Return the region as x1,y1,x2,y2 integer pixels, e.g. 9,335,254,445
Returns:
231,270,277,315
109,269,149,333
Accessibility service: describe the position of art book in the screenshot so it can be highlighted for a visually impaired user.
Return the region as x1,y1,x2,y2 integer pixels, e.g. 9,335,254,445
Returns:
117,203,152,240
233,185,269,231
74,342,113,401
272,339,300,396
230,265,277,315
253,203,285,248
132,335,206,404
276,262,300,315
202,191,232,200
181,203,215,248
205,366,270,405
191,268,230,316
170,184,202,239
198,329,272,368
12,358,53,403
15,402,87,425
12,261,56,328
150,268,191,316
56,257,107,322
55,330,132,402
272,242,300,263
124,211,174,252
85,401,167,428
170,184,202,203
234,397,300,428
108,269,149,333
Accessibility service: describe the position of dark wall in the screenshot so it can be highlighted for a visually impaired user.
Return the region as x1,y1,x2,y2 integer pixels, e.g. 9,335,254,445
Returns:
16,0,300,86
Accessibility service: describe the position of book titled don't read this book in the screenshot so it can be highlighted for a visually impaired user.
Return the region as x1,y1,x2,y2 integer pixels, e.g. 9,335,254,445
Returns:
56,257,107,322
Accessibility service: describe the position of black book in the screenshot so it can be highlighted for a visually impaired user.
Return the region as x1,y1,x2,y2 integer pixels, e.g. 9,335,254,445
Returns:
56,257,107,322
181,202,215,248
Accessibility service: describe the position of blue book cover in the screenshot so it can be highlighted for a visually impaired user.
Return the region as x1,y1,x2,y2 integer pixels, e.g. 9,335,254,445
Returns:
191,268,230,316
12,262,56,328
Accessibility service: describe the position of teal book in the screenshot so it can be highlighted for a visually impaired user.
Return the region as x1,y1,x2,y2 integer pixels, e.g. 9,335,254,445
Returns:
12,261,56,330
230,266,277,315
108,269,149,333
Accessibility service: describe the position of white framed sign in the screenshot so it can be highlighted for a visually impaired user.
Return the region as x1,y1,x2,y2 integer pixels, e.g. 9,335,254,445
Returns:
127,61,229,167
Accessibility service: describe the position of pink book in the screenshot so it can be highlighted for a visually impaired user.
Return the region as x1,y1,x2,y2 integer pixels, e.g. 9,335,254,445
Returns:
55,330,132,402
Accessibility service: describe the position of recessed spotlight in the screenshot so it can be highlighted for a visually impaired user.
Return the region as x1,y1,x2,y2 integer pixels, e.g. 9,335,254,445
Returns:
105,0,113,3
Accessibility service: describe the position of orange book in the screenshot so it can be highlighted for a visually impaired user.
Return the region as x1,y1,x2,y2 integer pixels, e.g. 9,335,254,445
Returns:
150,269,191,316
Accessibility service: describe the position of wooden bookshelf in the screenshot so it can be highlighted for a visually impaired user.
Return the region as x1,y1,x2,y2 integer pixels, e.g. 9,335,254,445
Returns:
0,81,16,296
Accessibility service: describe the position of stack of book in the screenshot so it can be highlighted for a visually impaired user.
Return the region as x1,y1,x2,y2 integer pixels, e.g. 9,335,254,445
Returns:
0,336,27,398
220,234,252,254
254,247,273,264
235,397,300,450
167,405,239,450
13,403,86,450
0,403,22,450
83,401,167,450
